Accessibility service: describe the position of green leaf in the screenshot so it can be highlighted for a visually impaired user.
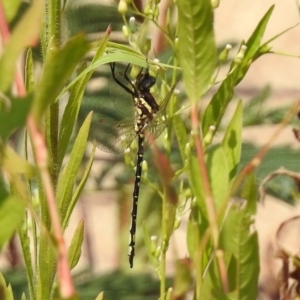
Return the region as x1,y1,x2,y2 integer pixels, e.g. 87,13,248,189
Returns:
57,29,109,169
0,272,14,300
56,112,92,227
206,146,229,211
32,34,90,124
19,221,34,300
0,95,33,142
25,48,35,93
202,71,235,138
221,100,243,184
177,0,216,102
59,51,149,98
95,292,104,300
2,145,35,178
202,5,274,137
186,208,201,259
57,62,88,169
0,0,43,93
63,144,95,228
0,195,25,251
173,114,188,163
36,234,56,299
234,5,275,83
188,155,207,219
2,0,21,22
68,220,84,270
21,293,27,300
219,173,259,299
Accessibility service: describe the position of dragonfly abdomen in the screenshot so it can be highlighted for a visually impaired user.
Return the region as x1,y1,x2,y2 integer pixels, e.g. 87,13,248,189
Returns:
129,133,145,268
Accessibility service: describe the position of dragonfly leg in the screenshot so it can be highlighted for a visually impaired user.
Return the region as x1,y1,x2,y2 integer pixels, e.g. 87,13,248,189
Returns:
110,62,135,96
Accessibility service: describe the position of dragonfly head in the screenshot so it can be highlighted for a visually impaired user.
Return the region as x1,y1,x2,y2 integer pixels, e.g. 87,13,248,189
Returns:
138,72,156,92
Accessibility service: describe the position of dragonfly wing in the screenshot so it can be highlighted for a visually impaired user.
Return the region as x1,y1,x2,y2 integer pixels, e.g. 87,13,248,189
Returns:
146,119,167,141
89,119,136,153
158,77,181,112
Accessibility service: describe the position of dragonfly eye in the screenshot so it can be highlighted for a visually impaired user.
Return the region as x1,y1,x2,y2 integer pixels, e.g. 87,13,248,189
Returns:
138,74,156,91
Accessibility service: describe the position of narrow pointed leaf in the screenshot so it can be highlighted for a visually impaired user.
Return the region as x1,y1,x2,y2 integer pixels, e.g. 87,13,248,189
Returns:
62,144,95,228
234,5,275,83
68,220,84,270
2,0,21,21
95,292,104,300
0,195,25,251
0,0,43,93
202,6,274,137
32,34,90,124
2,145,35,178
19,223,35,300
25,48,35,93
56,112,92,226
188,155,207,219
202,71,235,137
57,27,109,168
173,114,188,163
0,273,14,300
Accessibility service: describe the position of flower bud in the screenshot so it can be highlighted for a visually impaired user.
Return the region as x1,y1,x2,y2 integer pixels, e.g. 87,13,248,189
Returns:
142,160,148,171
129,17,137,33
166,288,173,300
203,125,216,147
122,25,130,38
234,45,247,65
154,246,161,258
150,236,157,254
118,0,128,14
219,44,232,63
211,0,220,8
174,216,181,230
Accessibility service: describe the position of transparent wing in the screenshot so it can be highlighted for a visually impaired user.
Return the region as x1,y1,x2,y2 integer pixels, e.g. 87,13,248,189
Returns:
157,77,180,113
146,118,167,140
89,118,137,154
142,78,180,141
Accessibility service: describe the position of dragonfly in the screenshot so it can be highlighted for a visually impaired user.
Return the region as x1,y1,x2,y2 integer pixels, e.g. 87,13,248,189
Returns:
89,61,179,267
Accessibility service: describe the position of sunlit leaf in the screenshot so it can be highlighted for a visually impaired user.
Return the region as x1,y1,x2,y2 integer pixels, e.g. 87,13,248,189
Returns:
57,112,92,226
2,0,21,21
177,0,216,102
202,6,274,137
2,145,35,178
68,220,84,270
221,100,243,184
0,195,25,251
207,146,229,210
219,173,259,299
0,95,33,142
32,34,90,124
0,0,42,94
57,29,109,169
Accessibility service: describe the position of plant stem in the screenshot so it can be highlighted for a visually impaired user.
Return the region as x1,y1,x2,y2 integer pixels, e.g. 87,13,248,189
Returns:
160,192,167,300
